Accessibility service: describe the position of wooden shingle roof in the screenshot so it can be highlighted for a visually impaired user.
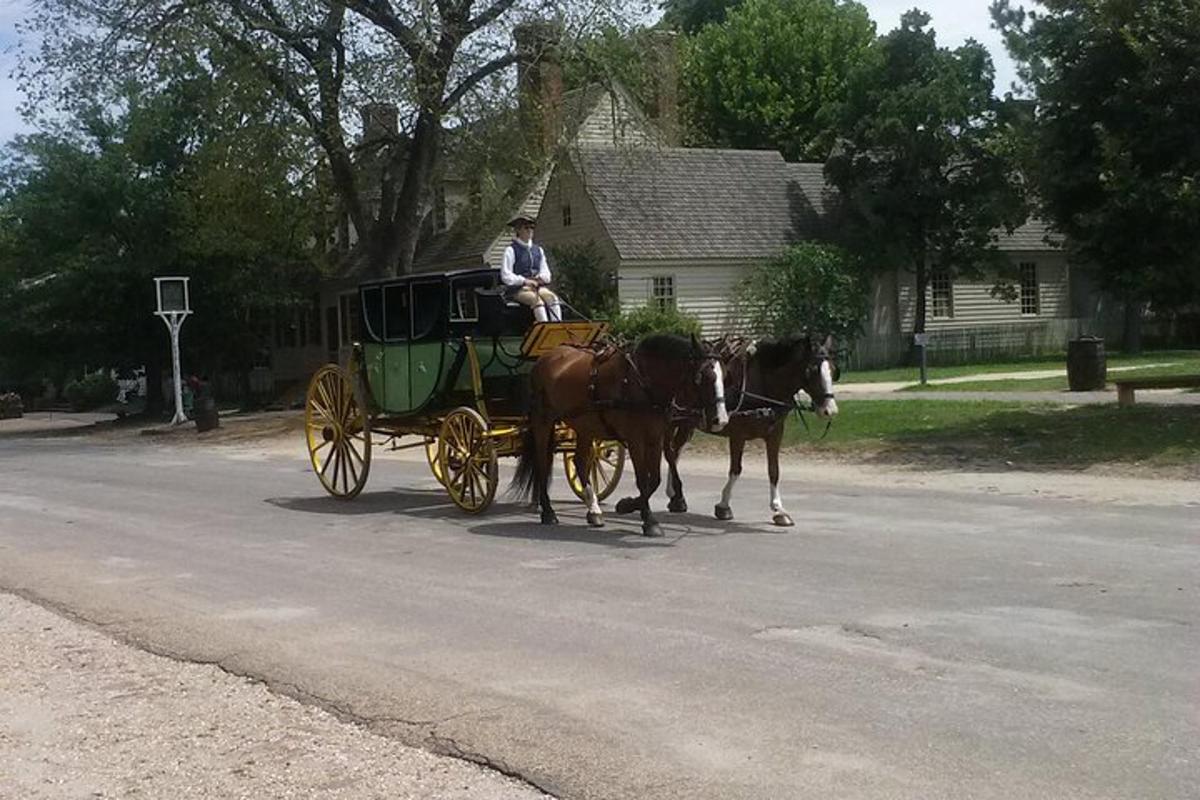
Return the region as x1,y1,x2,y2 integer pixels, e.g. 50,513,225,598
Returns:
570,147,821,261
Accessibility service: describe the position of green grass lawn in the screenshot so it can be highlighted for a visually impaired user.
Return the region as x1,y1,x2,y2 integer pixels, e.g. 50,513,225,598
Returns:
737,399,1200,473
840,349,1200,385
897,354,1200,393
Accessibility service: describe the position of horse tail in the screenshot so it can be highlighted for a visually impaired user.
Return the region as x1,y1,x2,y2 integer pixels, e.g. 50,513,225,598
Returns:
508,426,540,502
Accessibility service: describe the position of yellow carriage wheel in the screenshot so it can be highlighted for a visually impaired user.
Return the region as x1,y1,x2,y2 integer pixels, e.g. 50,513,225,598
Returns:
424,436,446,486
564,440,626,502
437,407,498,514
305,365,371,499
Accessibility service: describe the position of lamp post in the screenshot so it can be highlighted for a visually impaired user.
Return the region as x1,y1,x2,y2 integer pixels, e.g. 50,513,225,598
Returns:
154,277,192,425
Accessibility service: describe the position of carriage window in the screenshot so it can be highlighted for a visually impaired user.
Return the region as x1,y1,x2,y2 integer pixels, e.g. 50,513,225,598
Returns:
411,281,443,339
452,286,479,321
361,287,384,341
384,284,410,340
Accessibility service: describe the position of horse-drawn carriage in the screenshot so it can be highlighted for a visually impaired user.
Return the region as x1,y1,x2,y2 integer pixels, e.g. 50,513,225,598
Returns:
304,267,626,513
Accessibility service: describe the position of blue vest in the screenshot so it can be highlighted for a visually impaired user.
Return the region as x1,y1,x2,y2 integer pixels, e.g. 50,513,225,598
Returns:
511,240,543,277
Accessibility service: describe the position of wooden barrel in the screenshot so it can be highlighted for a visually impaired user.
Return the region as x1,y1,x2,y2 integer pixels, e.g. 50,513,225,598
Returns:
1067,337,1106,391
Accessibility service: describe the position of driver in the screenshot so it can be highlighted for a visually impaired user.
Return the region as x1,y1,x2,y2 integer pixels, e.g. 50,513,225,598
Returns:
499,214,562,322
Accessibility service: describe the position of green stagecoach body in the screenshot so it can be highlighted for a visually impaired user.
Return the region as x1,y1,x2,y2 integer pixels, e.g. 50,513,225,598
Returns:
357,267,534,416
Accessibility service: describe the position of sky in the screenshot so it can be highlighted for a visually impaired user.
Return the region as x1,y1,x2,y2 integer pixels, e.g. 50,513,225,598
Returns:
0,0,1021,146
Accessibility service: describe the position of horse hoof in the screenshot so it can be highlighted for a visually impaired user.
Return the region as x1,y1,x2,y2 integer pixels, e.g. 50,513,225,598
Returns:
614,497,639,515
668,497,688,513
642,522,664,538
772,512,794,527
714,505,733,521
540,511,559,525
587,512,605,528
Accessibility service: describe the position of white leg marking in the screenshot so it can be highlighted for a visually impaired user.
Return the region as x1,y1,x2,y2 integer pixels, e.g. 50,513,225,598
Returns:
770,482,785,513
720,473,739,507
711,361,729,430
819,361,838,417
666,478,676,499
585,483,601,514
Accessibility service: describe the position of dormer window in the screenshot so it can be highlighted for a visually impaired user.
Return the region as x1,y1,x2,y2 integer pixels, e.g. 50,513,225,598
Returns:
562,202,572,227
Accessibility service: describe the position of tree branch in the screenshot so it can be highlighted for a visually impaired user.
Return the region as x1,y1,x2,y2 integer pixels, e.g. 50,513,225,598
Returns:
442,51,517,111
467,0,518,34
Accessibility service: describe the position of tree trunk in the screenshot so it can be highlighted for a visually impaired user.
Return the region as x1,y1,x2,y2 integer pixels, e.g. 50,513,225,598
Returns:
1123,297,1143,354
365,109,442,277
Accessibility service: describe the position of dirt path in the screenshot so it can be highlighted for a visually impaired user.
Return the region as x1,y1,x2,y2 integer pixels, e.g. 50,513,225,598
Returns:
0,592,548,800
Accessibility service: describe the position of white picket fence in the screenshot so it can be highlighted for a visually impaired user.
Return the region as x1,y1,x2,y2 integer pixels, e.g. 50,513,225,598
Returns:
845,318,1119,370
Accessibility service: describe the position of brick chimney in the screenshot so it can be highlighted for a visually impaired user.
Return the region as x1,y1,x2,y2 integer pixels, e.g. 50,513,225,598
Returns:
647,30,681,146
514,21,564,161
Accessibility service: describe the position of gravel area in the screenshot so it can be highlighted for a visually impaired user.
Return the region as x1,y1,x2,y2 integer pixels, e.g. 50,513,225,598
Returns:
0,593,549,800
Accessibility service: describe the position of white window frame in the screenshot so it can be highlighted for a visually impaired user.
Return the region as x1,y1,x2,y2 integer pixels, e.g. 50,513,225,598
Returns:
930,271,954,320
1019,261,1040,316
651,275,675,311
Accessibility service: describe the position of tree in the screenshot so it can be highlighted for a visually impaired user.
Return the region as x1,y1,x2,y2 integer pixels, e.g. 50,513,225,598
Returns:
735,242,867,341
992,0,1200,350
682,0,876,160
20,0,638,277
0,62,322,406
826,9,1026,337
661,0,744,34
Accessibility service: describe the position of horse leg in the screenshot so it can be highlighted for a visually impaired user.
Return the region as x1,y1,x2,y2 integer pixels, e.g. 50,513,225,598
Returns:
575,438,604,527
715,435,745,521
766,421,793,527
665,424,693,513
635,437,665,538
533,420,558,525
614,438,646,515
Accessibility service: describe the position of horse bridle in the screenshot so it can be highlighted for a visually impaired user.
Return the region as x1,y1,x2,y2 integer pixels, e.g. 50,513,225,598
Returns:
721,348,837,438
670,351,725,426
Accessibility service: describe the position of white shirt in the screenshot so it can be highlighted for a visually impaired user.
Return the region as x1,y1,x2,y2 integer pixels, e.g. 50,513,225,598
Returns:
500,239,552,288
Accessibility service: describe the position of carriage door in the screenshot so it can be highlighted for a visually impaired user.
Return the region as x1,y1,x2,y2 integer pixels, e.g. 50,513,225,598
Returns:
382,283,412,412
408,280,446,409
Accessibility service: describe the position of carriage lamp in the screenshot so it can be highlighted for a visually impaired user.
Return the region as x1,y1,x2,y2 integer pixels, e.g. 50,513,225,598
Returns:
153,277,193,425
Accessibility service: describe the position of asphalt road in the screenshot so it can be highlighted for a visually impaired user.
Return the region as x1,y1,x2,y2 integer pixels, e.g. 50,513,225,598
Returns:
1,434,1197,800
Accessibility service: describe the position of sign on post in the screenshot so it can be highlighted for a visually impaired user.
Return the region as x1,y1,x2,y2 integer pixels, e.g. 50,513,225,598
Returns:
154,277,192,425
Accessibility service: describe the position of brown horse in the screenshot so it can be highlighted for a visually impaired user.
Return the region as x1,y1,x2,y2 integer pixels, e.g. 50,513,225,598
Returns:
622,334,839,527
511,334,728,537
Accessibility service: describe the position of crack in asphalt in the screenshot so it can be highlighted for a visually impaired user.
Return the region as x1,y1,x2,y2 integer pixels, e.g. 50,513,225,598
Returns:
4,586,559,799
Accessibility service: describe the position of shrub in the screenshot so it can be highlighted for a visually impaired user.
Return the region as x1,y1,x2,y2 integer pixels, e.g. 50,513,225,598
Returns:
608,303,703,342
0,392,23,419
735,242,868,342
64,373,118,412
547,241,618,319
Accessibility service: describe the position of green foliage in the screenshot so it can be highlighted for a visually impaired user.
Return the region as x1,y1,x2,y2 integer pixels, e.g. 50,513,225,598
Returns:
992,0,1200,313
0,392,23,419
827,9,1027,334
608,303,703,341
682,0,876,160
661,0,745,34
736,242,867,341
64,373,118,411
0,58,323,399
547,241,617,318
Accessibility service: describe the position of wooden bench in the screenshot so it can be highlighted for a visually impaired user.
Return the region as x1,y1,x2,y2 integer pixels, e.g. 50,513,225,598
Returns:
1113,374,1200,407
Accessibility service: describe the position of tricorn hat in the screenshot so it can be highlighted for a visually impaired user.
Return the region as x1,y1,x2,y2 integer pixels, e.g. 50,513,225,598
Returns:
508,213,537,227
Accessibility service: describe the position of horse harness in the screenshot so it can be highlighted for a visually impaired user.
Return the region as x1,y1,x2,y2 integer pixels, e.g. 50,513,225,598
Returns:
711,336,836,438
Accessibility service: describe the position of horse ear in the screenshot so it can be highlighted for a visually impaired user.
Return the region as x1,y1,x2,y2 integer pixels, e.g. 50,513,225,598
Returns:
690,332,702,355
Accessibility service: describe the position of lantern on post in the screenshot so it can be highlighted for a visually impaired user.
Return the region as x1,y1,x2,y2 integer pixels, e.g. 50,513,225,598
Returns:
154,277,192,425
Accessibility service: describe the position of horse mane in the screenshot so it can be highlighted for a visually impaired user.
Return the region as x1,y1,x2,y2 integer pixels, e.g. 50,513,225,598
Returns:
752,335,810,371
635,333,700,361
